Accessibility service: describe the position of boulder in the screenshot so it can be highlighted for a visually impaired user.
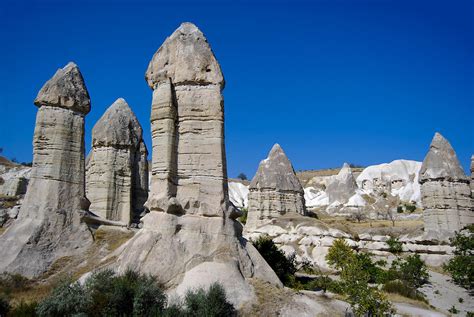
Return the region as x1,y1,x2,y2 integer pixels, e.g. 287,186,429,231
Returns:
326,163,357,205
419,133,473,236
246,144,306,229
0,62,93,277
86,98,148,225
107,23,281,308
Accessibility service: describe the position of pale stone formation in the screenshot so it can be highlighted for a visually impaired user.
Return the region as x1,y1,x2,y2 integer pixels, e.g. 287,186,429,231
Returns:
246,144,306,229
86,98,148,225
0,62,93,277
471,155,474,197
108,23,281,307
326,163,357,205
419,133,473,236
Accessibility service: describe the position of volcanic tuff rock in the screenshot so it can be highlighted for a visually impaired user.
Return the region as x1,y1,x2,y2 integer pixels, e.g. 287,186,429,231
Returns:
246,144,306,229
471,155,474,197
0,63,93,277
325,163,357,205
419,133,473,236
86,98,148,225
107,23,281,308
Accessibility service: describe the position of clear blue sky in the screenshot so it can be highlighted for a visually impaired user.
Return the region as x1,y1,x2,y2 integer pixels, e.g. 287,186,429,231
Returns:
0,0,472,178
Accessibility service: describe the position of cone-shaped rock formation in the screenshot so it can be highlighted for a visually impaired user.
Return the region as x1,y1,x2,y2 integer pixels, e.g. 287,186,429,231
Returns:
420,133,473,236
107,23,281,307
86,98,148,224
0,63,93,277
326,163,357,205
246,144,306,229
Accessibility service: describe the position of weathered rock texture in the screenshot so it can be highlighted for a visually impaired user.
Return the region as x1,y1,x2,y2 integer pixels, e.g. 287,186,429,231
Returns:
108,23,280,307
471,155,474,197
86,98,148,225
0,62,93,277
246,144,306,229
420,133,473,236
326,163,357,205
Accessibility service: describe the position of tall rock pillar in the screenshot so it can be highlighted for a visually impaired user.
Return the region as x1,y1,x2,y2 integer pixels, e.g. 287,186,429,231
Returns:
109,23,281,308
0,62,93,277
419,133,473,237
86,98,148,224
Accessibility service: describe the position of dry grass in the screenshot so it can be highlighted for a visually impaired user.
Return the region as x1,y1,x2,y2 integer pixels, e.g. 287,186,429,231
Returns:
94,227,134,252
386,293,434,311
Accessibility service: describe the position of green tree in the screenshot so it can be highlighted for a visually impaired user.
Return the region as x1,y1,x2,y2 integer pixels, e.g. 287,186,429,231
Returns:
444,225,474,290
237,173,247,181
325,238,354,270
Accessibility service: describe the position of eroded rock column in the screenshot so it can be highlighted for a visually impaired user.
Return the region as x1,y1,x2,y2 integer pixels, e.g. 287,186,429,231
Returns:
246,144,306,229
86,98,148,224
0,62,93,277
420,133,473,236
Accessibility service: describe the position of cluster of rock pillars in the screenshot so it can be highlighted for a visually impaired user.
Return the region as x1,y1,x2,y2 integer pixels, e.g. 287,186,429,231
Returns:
0,22,472,308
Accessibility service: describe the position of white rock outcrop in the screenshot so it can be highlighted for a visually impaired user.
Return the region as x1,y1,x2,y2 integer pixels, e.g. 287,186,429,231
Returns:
107,23,281,308
325,163,357,205
420,133,473,236
86,98,148,225
0,62,93,277
228,182,249,208
246,144,306,229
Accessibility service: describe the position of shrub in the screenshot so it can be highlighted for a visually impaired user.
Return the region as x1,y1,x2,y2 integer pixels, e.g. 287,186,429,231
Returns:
405,204,417,213
443,225,474,290
448,305,459,314
183,283,236,317
9,300,38,317
0,294,10,316
253,235,296,285
355,252,387,284
397,206,403,213
382,280,426,302
386,237,403,254
0,273,31,295
36,279,90,317
238,208,248,225
397,254,429,288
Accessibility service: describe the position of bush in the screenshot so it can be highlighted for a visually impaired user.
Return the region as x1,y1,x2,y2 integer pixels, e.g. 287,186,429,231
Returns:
405,204,417,213
238,208,248,225
448,305,459,314
382,280,426,302
35,270,234,317
397,206,403,213
0,294,10,316
0,273,31,295
443,225,474,290
397,254,429,288
183,283,236,317
8,300,38,317
386,237,403,254
253,235,296,286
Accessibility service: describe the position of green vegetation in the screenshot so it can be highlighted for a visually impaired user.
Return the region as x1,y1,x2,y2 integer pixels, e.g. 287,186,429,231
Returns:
326,239,393,316
253,235,296,286
443,225,474,291
1,270,235,317
386,237,403,254
238,208,248,225
448,305,460,314
236,173,247,180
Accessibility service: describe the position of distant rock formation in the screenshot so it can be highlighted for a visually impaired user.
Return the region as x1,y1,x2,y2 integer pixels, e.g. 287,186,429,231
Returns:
86,98,148,225
419,133,473,236
326,163,357,205
246,144,306,229
471,155,474,197
0,63,93,277
108,23,280,307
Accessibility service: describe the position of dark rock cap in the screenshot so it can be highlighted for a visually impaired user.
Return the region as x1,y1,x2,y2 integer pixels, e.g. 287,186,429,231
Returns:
34,62,91,114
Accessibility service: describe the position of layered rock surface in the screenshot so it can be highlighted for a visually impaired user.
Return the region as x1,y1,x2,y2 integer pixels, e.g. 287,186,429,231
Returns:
420,133,473,236
0,63,93,277
108,23,280,307
246,144,306,229
86,98,148,225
